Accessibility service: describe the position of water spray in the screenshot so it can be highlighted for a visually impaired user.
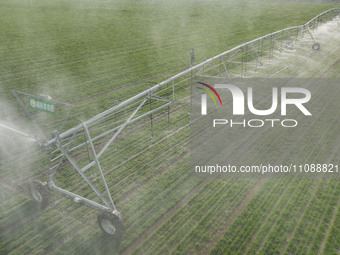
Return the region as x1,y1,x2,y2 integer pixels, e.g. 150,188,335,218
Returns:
0,123,38,143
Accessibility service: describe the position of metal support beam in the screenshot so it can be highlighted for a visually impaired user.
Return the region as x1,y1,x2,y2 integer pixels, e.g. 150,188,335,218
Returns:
49,182,111,212
49,101,173,164
97,98,147,158
83,123,116,210
56,141,112,209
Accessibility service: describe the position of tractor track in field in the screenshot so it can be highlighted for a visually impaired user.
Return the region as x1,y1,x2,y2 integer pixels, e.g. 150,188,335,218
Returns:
202,142,297,255
319,55,340,77
251,179,307,253
200,178,267,255
121,177,212,255
241,178,296,255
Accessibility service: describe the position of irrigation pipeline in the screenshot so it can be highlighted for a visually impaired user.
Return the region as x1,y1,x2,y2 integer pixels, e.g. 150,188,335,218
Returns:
6,8,339,145
45,8,340,147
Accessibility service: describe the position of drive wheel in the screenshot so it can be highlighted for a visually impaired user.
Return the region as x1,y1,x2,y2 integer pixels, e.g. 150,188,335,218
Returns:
97,211,125,238
28,180,50,209
312,43,320,51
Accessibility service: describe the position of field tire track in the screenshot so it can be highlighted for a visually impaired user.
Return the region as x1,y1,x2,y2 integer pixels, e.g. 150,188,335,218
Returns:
121,110,273,255
241,179,296,255
199,178,266,255
121,177,211,255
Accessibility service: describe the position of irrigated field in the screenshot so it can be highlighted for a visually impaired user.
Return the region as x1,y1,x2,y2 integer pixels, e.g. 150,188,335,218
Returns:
0,0,340,254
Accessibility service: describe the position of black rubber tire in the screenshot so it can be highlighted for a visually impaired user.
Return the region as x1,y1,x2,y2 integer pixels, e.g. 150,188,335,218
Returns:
97,212,125,238
28,180,50,210
312,43,320,51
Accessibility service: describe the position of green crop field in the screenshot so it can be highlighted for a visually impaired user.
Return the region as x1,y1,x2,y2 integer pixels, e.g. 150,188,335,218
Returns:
1,0,340,254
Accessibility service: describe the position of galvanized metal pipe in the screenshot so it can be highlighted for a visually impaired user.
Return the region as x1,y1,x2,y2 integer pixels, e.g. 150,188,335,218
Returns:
45,8,340,147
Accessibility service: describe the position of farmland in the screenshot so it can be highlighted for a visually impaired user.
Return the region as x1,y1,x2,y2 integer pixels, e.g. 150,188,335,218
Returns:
1,0,340,254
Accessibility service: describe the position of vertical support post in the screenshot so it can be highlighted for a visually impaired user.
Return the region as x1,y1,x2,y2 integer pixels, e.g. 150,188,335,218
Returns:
168,105,170,129
149,93,154,138
220,55,222,75
83,124,116,210
244,45,248,75
240,47,242,77
49,130,77,180
167,82,170,133
190,64,193,115
84,131,91,162
270,35,274,62
172,79,175,102
306,25,315,43
261,38,264,69
225,52,230,78
191,48,195,66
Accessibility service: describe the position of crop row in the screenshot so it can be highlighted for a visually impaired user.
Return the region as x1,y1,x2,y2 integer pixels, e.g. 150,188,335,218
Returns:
285,179,340,254
132,178,255,254
211,179,318,254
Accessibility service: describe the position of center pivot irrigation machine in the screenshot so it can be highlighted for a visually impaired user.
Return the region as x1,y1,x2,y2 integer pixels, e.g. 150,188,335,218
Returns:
3,8,340,238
